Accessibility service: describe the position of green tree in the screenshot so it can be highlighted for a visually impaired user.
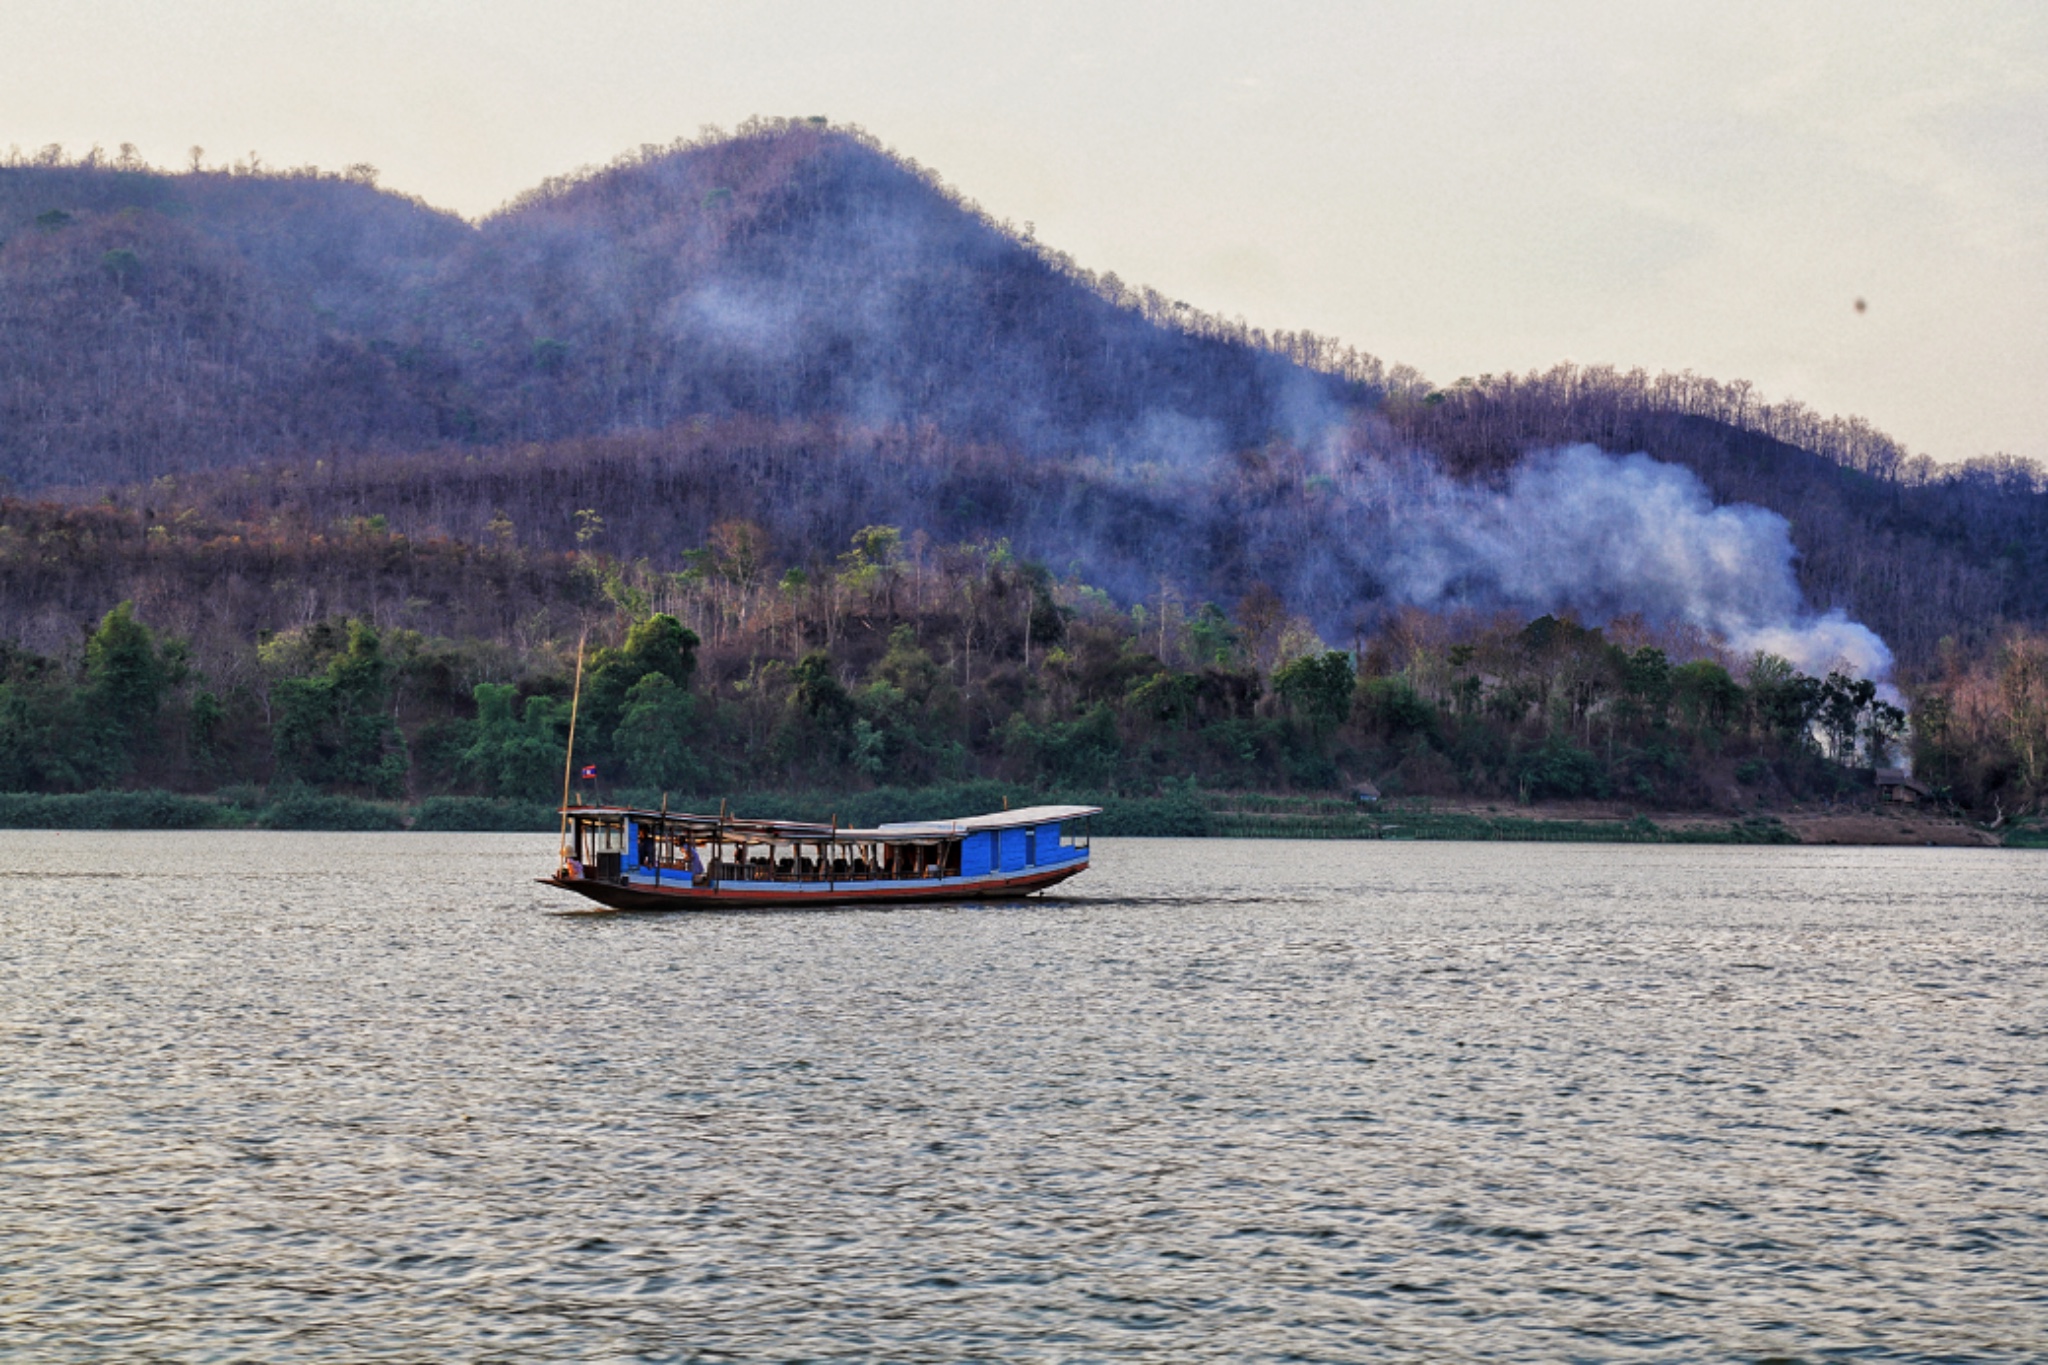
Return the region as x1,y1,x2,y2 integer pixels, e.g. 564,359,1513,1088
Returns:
792,650,855,728
584,614,701,735
1748,654,1821,747
1274,650,1356,732
1187,602,1237,666
1616,647,1672,730
269,621,407,795
85,602,171,730
614,673,708,791
0,680,61,790
872,625,943,703
1670,660,1743,744
1356,676,1437,743
1817,672,1877,761
1517,736,1607,801
1907,691,1956,789
459,683,568,798
80,602,182,780
187,689,227,777
1004,705,1121,786
101,248,142,291
1125,672,1200,728
849,718,889,779
1862,697,1908,767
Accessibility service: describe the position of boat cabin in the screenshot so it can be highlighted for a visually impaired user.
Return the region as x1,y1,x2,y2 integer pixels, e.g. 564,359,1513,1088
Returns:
560,804,1096,894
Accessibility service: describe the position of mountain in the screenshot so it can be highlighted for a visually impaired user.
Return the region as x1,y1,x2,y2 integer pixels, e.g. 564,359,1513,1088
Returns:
0,121,1385,490
0,159,470,486
4,123,2046,679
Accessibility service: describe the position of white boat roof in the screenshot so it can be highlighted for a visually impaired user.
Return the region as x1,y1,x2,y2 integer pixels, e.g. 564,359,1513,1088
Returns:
873,805,1102,835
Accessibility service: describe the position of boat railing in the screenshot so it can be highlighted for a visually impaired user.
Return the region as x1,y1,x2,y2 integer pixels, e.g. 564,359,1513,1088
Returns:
692,851,949,884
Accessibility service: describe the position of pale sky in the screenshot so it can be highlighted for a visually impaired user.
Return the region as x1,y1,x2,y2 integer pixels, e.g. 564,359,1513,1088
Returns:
5,0,2043,463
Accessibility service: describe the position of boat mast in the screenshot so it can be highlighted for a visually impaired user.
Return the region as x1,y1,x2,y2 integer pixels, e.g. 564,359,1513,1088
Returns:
556,631,587,865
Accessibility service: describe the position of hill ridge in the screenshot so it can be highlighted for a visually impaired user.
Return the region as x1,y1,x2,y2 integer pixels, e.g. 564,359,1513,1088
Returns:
0,120,1389,489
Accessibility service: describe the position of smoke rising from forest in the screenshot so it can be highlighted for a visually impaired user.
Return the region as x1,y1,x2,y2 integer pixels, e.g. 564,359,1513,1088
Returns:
1339,443,1894,679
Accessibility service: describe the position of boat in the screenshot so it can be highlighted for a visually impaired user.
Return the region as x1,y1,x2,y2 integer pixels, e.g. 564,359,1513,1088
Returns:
544,802,1102,910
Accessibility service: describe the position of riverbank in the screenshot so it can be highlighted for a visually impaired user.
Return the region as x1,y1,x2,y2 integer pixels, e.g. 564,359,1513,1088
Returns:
0,791,541,833
1211,795,2006,848
0,786,2028,847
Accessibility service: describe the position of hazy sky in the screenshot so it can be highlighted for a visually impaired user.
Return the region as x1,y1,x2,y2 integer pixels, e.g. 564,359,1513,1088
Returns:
5,0,2043,462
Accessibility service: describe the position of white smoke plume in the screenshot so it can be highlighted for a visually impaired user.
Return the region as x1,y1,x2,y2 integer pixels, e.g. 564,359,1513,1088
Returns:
1360,444,1893,680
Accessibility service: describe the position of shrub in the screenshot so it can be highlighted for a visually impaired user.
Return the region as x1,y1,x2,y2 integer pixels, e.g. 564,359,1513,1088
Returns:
1091,781,1209,836
256,790,406,830
1517,737,1607,801
411,796,558,832
0,790,220,829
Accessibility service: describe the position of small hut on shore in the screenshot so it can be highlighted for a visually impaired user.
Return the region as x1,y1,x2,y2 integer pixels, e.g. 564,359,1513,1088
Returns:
1875,768,1933,804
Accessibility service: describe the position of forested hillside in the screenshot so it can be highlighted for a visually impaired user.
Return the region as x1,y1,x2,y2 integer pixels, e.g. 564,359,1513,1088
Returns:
0,498,1991,813
2,489,2041,817
82,406,2047,680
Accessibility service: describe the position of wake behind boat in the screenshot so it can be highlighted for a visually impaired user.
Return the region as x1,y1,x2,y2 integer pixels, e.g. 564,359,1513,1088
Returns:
545,803,1100,910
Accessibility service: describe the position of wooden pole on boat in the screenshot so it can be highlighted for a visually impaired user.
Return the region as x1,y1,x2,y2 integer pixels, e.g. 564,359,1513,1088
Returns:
654,792,668,890
714,798,728,890
557,631,587,866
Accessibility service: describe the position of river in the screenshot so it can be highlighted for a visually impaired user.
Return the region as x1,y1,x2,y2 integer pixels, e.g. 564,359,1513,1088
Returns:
2,833,2042,1361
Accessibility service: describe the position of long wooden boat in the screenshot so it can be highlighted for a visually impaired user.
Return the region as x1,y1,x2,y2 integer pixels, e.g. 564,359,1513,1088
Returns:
543,803,1102,909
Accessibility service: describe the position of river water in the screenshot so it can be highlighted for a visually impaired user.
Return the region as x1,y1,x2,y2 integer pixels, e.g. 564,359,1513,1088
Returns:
1,833,2043,1362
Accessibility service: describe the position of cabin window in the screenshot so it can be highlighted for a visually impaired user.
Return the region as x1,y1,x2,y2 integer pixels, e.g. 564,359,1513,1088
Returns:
1030,821,1086,860
576,818,625,859
640,828,701,872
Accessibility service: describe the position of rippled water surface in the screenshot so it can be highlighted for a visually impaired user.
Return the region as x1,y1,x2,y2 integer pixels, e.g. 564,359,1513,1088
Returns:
2,834,2045,1361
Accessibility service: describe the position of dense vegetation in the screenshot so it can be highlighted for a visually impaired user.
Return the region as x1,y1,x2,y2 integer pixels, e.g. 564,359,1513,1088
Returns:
4,511,2037,821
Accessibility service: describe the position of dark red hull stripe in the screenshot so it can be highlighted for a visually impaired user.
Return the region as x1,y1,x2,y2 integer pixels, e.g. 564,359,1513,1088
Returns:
544,862,1089,910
